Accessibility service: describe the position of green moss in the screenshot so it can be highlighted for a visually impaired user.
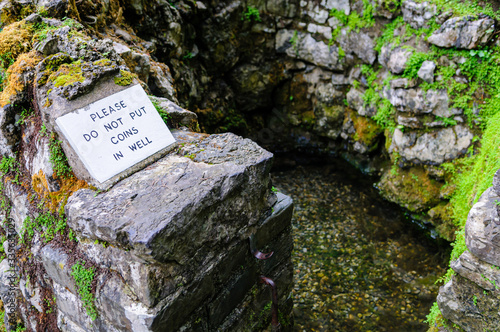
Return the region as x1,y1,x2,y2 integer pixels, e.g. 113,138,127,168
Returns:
242,6,261,22
379,166,442,213
45,59,85,88
350,111,383,146
71,262,97,321
49,134,72,178
93,59,112,67
416,0,500,20
329,0,375,44
114,69,135,86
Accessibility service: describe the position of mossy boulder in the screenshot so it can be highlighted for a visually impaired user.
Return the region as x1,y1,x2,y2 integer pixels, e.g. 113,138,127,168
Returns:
36,53,122,102
342,109,383,154
378,166,442,212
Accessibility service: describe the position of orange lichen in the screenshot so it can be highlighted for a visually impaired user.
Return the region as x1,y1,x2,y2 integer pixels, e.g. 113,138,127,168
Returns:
0,50,42,107
348,109,383,146
32,169,89,213
0,21,33,69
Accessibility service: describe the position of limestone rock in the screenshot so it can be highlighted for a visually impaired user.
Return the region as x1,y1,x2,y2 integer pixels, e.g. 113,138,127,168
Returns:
276,30,343,70
117,49,151,83
307,23,333,39
148,61,177,102
346,88,376,117
438,273,500,331
465,187,500,267
417,60,436,83
338,28,377,65
304,5,330,23
321,0,350,15
401,0,436,29
379,45,412,74
391,125,473,164
428,16,495,49
34,23,119,63
35,0,68,17
148,96,198,131
4,182,30,235
390,77,417,89
388,88,452,116
493,169,500,196
451,251,500,292
313,104,344,139
267,0,298,17
397,114,420,128
0,104,20,157
377,166,441,212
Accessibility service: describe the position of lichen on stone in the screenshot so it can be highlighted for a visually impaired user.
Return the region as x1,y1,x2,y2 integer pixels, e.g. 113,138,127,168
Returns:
114,69,136,86
349,110,383,146
36,53,73,86
47,60,85,88
0,50,42,107
31,169,88,213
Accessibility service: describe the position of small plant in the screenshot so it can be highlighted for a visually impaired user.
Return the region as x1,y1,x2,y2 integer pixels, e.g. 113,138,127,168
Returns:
49,134,72,178
271,186,278,193
338,45,345,60
289,30,299,55
0,155,21,184
0,156,15,175
473,295,478,306
242,6,261,22
436,116,458,127
16,107,33,125
150,98,171,124
71,261,97,321
19,211,67,244
182,52,194,60
68,229,77,242
469,49,491,59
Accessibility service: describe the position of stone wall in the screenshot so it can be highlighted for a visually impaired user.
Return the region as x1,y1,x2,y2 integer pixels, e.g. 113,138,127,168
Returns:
103,0,498,241
0,4,294,331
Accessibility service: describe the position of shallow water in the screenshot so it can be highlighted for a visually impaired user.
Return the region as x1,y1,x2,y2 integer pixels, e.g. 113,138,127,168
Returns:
272,158,450,332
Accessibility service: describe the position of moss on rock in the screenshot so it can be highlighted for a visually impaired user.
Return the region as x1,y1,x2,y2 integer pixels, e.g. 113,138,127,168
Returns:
349,109,383,146
114,69,136,86
0,50,42,107
0,20,34,69
378,166,442,213
48,60,85,88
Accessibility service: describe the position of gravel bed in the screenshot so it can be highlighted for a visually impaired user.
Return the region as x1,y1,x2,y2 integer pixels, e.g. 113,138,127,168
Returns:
272,163,450,332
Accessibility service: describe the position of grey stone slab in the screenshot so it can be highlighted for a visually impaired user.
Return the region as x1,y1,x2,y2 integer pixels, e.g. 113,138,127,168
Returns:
65,133,273,264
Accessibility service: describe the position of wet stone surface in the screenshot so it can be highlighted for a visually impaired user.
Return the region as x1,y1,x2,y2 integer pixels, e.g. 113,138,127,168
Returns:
272,159,450,331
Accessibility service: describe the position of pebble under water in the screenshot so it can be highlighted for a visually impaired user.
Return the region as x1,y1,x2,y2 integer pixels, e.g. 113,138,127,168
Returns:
271,158,450,332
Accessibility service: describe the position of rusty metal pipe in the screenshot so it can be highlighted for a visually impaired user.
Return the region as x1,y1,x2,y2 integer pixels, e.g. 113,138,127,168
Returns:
249,234,273,260
260,276,281,331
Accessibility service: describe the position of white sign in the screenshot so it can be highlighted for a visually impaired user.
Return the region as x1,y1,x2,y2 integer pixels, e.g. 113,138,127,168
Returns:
55,84,176,183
